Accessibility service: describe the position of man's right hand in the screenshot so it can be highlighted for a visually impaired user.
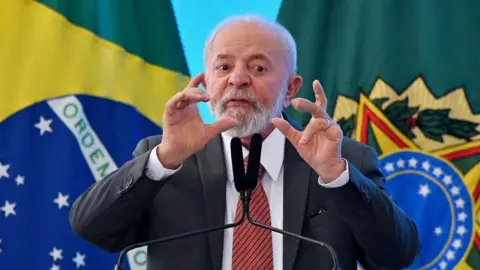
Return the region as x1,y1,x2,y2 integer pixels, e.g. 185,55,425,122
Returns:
156,73,239,169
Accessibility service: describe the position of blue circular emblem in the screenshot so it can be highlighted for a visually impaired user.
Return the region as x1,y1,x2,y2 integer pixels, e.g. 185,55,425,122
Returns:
0,95,161,269
380,150,474,269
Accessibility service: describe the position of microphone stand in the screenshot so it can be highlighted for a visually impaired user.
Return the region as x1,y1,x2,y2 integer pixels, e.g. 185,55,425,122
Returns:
116,134,340,270
115,191,249,270
243,189,341,270
115,192,340,270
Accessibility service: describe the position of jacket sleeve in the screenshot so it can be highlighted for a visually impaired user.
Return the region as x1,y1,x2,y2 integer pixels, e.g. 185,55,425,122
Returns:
323,146,421,269
69,137,170,252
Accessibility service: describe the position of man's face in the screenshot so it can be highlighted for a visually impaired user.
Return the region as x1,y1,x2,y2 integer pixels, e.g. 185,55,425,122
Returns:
204,22,299,137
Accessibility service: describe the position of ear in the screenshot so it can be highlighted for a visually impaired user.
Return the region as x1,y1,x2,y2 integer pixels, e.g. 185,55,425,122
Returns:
283,74,302,108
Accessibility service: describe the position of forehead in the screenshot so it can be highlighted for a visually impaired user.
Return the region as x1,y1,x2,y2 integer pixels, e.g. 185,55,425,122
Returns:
209,22,285,62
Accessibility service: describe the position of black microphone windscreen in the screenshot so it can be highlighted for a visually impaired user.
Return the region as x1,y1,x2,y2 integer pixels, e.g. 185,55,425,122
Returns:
246,133,262,190
231,137,247,192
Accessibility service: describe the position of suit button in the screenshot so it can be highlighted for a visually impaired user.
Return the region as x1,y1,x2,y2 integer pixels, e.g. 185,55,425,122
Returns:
117,177,134,194
116,184,125,194
125,176,133,187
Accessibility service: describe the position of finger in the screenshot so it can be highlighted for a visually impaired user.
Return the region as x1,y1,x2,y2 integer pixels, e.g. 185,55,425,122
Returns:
299,118,331,145
323,122,343,142
206,116,239,137
187,72,205,88
185,86,210,99
167,91,209,111
313,80,327,109
292,98,328,119
272,118,302,147
175,94,209,110
200,76,207,90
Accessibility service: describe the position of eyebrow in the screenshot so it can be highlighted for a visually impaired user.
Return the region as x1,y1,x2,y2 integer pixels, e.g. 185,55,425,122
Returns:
249,53,272,64
214,53,273,64
215,54,233,60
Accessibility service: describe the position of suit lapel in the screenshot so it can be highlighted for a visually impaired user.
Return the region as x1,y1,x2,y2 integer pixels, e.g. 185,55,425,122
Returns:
282,116,313,270
196,135,227,270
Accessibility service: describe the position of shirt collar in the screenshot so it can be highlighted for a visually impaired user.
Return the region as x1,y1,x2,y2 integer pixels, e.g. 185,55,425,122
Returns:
221,117,285,183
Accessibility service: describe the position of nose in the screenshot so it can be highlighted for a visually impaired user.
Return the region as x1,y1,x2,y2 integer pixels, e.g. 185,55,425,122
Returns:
228,66,250,88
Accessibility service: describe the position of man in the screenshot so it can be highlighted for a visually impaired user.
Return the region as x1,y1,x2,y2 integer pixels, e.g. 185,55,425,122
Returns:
69,15,420,270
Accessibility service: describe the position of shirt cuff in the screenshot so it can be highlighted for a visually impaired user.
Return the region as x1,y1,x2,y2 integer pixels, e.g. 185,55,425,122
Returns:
318,159,350,188
145,145,182,181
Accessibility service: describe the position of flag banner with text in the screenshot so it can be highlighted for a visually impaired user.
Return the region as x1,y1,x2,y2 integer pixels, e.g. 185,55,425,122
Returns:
0,1,190,269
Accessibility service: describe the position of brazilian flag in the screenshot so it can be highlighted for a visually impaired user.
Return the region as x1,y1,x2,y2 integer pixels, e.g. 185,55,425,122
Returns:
278,0,480,269
0,0,189,269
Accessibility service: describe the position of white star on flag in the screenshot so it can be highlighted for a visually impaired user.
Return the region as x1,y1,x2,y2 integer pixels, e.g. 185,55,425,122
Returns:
418,184,431,197
50,264,60,270
1,200,16,217
422,161,431,172
385,162,395,172
455,198,465,209
34,116,53,136
456,226,467,236
384,162,394,172
0,239,2,254
443,175,453,185
458,212,468,222
0,162,10,180
53,192,70,209
73,252,86,268
433,167,443,178
446,250,455,260
49,247,63,261
450,186,460,196
15,175,25,186
408,158,418,168
452,239,462,249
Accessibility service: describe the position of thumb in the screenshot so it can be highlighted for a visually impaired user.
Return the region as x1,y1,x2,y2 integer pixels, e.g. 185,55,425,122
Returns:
206,116,239,137
272,118,301,147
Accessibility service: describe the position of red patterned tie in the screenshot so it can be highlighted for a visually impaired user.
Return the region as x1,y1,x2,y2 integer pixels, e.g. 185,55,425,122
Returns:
231,156,274,269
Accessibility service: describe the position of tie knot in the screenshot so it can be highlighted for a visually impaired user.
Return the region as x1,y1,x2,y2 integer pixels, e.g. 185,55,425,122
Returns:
243,156,265,181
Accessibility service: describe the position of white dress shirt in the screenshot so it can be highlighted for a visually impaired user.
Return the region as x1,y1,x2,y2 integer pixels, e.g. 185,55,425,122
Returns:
144,128,350,270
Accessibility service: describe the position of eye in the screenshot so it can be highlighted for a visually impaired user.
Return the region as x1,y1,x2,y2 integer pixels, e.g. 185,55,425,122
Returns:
217,64,229,71
254,66,267,72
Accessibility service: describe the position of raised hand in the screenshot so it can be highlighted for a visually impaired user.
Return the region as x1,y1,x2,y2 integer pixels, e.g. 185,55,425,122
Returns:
157,73,239,169
272,80,345,182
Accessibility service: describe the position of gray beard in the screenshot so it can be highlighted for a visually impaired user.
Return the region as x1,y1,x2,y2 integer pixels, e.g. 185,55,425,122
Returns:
209,87,286,137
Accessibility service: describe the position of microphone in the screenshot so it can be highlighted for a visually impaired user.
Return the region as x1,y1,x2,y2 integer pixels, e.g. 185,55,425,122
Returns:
231,137,248,193
115,138,251,270
243,133,341,270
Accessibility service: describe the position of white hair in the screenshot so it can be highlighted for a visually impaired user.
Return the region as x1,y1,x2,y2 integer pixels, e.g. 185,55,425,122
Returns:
203,14,298,74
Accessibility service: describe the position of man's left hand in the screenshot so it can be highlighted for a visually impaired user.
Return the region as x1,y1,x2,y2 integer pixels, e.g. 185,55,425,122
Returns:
272,80,345,183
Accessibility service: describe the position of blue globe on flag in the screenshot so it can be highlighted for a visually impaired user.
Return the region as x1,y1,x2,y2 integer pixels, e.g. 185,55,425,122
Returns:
381,151,474,270
0,95,162,270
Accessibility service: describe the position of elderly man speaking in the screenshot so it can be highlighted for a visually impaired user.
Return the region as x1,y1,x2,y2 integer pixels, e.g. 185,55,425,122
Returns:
69,14,420,270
